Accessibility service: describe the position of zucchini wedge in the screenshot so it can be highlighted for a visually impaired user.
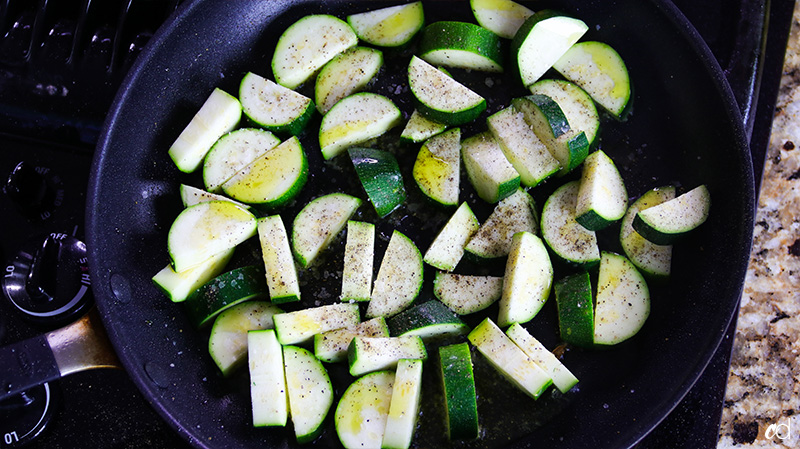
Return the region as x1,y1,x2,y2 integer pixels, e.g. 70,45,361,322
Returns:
554,271,594,348
348,336,427,377
349,147,407,218
291,193,361,268
632,185,711,245
382,359,423,449
248,329,288,427
464,187,538,260
208,300,282,377
540,180,600,267
408,55,486,126
461,131,520,204
505,323,578,393
498,232,553,327
386,300,468,340
335,371,395,448
593,252,650,345
528,78,600,148
419,21,504,72
315,46,383,114
283,345,334,443
470,0,534,39
412,128,461,207
257,215,301,303
433,272,504,315
401,109,448,143
319,92,402,160
620,186,675,279
274,303,360,346
183,265,268,329
340,220,375,302
202,127,280,194
439,343,479,440
423,201,480,272
575,149,628,231
314,317,389,363
366,230,423,319
239,72,315,136
347,2,425,47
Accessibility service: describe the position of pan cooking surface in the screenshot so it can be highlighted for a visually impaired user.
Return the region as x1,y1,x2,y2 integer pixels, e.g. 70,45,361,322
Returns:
87,0,753,447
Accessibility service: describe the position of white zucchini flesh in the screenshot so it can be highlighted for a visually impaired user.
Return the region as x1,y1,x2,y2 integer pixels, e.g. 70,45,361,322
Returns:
467,318,552,399
257,215,301,303
348,336,427,377
179,184,250,210
202,128,281,194
513,13,588,87
283,345,333,444
271,14,358,90
487,106,560,187
335,371,395,449
167,200,256,273
528,79,600,146
382,359,423,449
238,72,314,135
346,2,424,47
291,193,361,268
152,248,234,303
318,92,402,160
248,329,288,427
461,131,520,204
423,202,480,272
633,185,711,245
168,88,241,173
401,109,448,143
505,323,578,393
412,127,461,207
340,221,375,303
464,187,538,259
620,186,675,278
498,232,553,327
315,46,383,114
470,0,534,39
407,56,486,125
208,301,283,377
274,302,360,346
540,180,600,266
433,272,503,315
552,41,631,118
575,149,628,231
593,252,650,345
366,230,423,319
314,317,389,364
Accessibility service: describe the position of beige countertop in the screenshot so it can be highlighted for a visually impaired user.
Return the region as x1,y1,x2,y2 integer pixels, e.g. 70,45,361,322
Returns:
717,2,800,447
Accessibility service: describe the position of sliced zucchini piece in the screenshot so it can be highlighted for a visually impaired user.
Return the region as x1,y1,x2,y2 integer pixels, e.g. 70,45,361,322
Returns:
511,10,588,87
382,358,423,449
335,371,395,449
575,149,628,231
248,329,288,427
467,317,552,399
554,271,594,348
439,342,479,441
540,180,600,266
168,88,241,173
487,106,560,187
400,109,448,143
408,56,487,126
221,135,308,210
319,92,402,160
202,127,281,194
412,127,461,207
632,185,711,245
461,131,520,204
257,215,301,303
315,46,383,114
348,336,427,377
238,72,315,136
183,265,268,329
340,220,375,302
152,248,234,304
419,21,504,72
346,1,425,47
314,317,389,364
387,300,468,340
433,272,503,315
366,230,423,319
291,193,361,268
272,14,358,90
179,184,250,209
208,301,283,377
423,202,480,271
620,186,675,279
528,78,600,147
349,147,406,218
274,302,360,346
283,345,333,444
553,41,632,118
470,0,534,39
464,187,538,260
167,200,256,273
594,252,650,345
505,323,578,393
498,232,553,327
512,94,589,176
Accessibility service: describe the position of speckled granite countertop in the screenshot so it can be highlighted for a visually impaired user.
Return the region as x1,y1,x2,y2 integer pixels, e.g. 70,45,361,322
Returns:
717,2,800,447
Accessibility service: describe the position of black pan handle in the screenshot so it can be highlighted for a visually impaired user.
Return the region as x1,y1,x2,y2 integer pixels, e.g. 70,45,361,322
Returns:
0,308,121,402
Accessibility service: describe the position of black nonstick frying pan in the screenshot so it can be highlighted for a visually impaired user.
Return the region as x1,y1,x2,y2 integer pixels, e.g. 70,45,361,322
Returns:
79,0,754,447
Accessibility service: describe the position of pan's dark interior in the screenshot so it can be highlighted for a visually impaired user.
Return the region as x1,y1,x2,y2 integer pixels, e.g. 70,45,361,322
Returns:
87,0,753,448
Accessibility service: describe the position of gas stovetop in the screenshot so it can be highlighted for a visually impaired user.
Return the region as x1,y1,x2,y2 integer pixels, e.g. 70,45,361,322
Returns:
0,0,794,448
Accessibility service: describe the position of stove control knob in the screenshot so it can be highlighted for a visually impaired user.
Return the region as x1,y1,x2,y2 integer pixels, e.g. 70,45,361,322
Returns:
3,233,93,326
0,383,59,447
3,161,64,221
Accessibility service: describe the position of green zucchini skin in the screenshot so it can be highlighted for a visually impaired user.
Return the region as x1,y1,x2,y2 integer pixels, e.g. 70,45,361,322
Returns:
349,147,407,218
554,271,594,348
386,300,468,340
419,21,504,72
632,185,711,245
183,265,268,329
439,342,479,440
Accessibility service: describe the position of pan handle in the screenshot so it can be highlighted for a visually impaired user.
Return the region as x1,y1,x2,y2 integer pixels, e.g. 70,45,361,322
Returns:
0,308,121,402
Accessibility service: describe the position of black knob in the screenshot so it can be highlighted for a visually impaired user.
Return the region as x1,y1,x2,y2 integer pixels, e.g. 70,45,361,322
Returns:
0,383,59,447
3,233,93,326
3,161,64,221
